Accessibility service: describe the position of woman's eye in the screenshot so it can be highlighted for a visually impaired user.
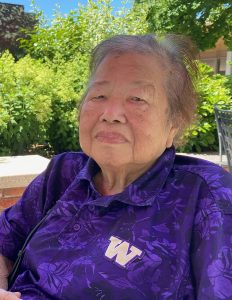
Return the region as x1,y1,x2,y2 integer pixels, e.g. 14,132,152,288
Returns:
92,95,105,101
131,96,145,103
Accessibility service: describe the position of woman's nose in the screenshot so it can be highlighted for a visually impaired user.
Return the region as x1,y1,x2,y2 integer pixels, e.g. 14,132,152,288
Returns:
99,99,127,124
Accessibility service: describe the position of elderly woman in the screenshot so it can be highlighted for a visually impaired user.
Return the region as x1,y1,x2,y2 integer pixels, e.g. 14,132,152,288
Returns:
0,34,232,300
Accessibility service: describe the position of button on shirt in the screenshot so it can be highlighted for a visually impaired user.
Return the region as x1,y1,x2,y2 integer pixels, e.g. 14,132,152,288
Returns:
0,147,232,299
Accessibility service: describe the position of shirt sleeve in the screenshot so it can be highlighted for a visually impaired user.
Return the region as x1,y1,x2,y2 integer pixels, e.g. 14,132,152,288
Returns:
191,170,232,300
0,155,64,262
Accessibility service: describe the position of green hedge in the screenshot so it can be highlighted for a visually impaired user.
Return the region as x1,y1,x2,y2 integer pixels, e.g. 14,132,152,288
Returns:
225,74,232,98
0,52,88,155
0,52,53,155
178,63,232,152
45,54,89,154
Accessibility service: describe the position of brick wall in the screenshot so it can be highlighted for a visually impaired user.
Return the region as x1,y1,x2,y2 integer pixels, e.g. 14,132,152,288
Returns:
0,187,25,212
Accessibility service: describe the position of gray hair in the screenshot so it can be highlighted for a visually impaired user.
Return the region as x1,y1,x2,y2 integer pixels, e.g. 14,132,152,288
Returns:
84,34,199,144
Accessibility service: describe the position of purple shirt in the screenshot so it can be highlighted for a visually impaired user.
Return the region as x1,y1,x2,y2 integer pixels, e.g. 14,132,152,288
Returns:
0,147,232,299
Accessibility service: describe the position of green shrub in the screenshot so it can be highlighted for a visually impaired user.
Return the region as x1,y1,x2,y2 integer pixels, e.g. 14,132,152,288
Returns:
225,74,232,99
46,54,89,153
0,52,53,155
0,52,88,155
178,63,232,152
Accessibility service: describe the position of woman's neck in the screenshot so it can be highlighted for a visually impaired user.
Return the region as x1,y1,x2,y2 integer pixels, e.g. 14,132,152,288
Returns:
93,162,154,195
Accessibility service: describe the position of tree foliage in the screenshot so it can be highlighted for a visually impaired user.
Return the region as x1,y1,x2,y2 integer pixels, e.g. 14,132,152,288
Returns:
20,0,148,62
143,0,232,50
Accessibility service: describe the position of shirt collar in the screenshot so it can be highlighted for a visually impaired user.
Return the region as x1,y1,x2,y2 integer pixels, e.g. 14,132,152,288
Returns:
77,147,176,207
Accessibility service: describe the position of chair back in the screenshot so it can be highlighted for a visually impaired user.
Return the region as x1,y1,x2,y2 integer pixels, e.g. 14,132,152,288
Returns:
214,106,232,173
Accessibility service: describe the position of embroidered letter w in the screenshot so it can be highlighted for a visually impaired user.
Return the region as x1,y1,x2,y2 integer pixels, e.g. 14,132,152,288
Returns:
105,236,143,267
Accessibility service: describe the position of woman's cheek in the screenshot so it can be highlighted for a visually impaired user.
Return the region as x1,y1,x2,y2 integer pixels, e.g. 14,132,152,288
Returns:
81,102,93,114
128,107,148,124
80,104,98,124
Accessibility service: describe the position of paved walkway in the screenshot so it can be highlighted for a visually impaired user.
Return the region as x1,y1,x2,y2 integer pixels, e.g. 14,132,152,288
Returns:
177,152,228,167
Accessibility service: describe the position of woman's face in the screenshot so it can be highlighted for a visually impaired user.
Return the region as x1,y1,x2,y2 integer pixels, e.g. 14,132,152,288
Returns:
79,53,177,170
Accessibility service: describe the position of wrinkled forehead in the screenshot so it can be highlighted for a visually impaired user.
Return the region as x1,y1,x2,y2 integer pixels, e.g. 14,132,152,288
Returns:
91,52,169,88
89,80,156,94
105,51,166,67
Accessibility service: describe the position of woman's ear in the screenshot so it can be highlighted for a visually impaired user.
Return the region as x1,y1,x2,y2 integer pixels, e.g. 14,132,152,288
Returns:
166,126,179,148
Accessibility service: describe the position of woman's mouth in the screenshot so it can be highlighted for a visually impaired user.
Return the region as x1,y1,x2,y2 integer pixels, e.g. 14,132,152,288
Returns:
95,131,128,144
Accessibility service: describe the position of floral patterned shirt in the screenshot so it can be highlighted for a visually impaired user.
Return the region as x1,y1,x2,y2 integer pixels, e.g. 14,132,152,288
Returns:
0,147,232,299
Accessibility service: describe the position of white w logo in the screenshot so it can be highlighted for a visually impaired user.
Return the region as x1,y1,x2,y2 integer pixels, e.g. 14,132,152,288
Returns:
105,236,143,267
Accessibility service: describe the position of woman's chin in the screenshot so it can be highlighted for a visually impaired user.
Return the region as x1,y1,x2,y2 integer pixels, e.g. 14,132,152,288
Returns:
92,151,130,169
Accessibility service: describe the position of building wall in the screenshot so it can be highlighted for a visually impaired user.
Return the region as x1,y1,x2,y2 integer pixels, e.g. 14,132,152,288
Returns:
199,38,229,74
0,2,36,57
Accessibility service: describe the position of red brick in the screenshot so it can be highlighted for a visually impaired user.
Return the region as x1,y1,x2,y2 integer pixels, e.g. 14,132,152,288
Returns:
0,187,25,213
2,187,25,198
0,197,19,212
